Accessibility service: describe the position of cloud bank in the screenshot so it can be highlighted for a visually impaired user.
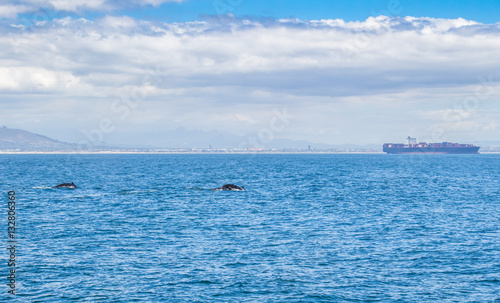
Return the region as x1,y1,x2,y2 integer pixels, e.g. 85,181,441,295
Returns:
1,0,184,17
1,15,500,145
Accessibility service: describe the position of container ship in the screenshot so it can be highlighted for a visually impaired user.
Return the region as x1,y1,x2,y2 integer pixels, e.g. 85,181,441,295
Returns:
383,137,480,154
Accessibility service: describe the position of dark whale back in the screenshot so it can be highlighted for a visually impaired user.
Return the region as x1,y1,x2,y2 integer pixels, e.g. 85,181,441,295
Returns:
54,182,77,189
218,184,245,191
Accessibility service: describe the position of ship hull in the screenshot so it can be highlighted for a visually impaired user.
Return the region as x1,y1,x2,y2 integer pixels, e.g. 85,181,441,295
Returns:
383,146,480,154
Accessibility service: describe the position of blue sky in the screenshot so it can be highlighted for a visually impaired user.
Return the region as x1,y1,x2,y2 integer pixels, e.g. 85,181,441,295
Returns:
1,0,500,148
5,0,500,23
124,0,500,24
8,0,500,24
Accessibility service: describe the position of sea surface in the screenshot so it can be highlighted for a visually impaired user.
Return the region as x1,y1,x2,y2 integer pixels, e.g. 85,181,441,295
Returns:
1,154,499,302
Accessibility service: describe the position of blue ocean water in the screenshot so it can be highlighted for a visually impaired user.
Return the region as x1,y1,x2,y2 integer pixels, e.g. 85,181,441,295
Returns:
1,154,499,302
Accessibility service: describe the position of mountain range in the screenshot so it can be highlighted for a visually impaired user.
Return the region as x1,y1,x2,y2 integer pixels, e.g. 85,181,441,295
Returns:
1,126,499,152
146,126,381,151
0,127,77,151
0,126,382,152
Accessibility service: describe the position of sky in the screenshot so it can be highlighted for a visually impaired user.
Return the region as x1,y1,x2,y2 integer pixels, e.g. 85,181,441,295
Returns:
1,0,500,147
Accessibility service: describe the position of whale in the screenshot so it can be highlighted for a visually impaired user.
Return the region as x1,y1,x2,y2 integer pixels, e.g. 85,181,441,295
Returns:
213,184,245,191
54,182,78,189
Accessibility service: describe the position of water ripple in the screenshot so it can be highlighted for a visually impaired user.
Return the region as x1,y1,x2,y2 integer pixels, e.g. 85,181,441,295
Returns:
0,154,499,301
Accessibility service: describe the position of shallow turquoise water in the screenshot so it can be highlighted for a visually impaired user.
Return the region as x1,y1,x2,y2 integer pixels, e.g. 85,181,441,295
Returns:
1,154,499,302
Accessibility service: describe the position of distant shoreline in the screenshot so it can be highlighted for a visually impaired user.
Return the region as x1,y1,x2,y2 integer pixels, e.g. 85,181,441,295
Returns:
0,151,385,155
1,151,499,155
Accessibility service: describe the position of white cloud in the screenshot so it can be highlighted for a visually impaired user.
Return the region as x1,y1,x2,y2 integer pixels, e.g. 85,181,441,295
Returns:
482,122,498,131
1,0,186,16
0,5,32,18
100,15,137,28
46,0,109,12
0,67,82,92
0,0,109,16
131,0,184,6
1,15,500,144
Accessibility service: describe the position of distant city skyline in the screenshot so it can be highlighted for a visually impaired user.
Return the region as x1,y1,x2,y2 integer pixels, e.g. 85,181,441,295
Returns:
1,0,499,147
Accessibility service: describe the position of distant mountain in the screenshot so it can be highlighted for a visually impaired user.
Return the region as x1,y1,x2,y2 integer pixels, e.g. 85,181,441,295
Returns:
476,141,500,152
158,126,243,149
0,126,383,152
156,126,382,151
0,127,76,151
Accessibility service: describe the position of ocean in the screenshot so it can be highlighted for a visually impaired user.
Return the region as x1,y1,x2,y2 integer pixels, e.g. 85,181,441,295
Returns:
1,154,499,302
